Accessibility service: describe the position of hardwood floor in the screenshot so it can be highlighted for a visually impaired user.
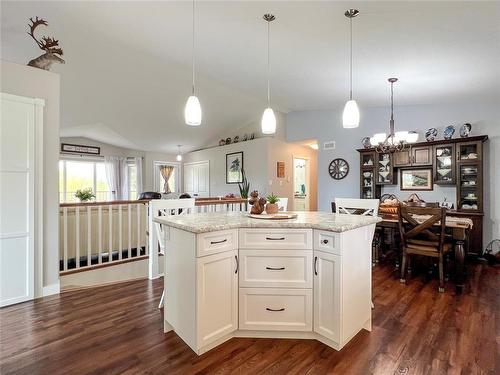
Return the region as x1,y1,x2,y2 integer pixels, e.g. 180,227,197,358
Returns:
1,263,498,374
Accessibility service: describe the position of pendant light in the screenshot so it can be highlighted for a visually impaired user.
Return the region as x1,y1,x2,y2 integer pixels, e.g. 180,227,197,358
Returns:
184,0,201,126
176,145,183,161
261,14,276,135
342,9,360,129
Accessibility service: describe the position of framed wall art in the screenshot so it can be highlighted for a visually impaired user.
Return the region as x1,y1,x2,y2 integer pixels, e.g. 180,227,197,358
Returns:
226,152,243,184
400,168,433,191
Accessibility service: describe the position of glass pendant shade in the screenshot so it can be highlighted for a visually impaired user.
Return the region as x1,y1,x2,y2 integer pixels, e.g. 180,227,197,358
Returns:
261,107,276,134
407,131,419,143
342,99,360,128
370,133,386,146
176,153,182,161
184,95,201,126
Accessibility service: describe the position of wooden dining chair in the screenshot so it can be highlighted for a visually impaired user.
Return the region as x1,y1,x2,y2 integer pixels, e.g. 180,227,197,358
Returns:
398,205,451,292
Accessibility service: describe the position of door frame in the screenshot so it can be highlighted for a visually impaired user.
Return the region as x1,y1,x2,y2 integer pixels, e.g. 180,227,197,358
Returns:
292,155,311,211
1,93,44,304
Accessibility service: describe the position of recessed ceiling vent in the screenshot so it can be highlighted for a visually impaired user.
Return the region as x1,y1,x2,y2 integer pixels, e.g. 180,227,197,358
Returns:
323,141,336,150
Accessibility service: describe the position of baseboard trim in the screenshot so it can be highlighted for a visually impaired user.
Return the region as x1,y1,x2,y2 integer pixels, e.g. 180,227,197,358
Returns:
42,282,60,297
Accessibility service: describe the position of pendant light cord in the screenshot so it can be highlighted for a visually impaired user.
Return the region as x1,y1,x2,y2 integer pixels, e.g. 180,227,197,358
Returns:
390,81,394,122
349,16,353,101
191,0,195,95
267,19,271,107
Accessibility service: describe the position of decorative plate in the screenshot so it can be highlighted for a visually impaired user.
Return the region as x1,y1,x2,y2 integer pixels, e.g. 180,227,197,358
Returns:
361,137,371,149
328,158,349,180
443,125,455,140
425,128,438,142
459,123,472,138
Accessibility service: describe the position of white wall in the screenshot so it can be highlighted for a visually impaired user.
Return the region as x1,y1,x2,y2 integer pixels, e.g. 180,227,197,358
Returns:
286,102,500,244
1,60,60,293
183,138,269,197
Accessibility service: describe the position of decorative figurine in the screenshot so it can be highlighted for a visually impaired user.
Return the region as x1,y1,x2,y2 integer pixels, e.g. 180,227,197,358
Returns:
27,17,65,70
248,190,266,214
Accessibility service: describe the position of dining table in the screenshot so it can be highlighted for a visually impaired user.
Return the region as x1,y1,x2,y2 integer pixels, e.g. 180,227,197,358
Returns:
376,214,473,293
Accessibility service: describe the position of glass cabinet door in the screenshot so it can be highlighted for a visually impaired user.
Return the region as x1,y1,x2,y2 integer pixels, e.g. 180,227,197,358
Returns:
361,170,375,199
434,144,455,184
361,153,375,168
376,153,393,185
458,141,481,161
458,164,480,211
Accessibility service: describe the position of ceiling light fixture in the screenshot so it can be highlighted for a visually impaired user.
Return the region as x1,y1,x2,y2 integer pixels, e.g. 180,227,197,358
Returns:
261,13,277,135
342,9,360,129
184,0,201,126
176,145,183,161
370,78,418,153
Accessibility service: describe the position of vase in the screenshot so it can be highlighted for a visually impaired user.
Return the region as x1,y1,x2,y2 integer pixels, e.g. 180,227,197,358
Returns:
265,203,279,214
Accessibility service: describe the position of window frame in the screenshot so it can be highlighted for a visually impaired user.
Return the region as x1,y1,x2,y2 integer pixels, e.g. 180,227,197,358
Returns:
153,161,182,195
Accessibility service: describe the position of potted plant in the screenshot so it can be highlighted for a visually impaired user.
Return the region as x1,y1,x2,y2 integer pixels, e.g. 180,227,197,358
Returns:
265,193,280,214
238,169,250,198
75,187,95,202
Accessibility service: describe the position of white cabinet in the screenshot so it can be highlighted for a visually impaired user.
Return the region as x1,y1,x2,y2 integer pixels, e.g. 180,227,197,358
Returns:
184,161,209,198
196,249,238,348
313,251,341,343
239,228,312,250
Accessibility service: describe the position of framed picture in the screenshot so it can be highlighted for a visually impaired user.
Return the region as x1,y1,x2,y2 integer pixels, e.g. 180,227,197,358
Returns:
277,161,285,178
226,152,243,184
61,143,100,155
400,168,433,191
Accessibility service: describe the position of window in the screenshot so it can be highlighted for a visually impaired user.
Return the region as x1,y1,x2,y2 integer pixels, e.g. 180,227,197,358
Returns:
59,159,111,203
154,162,180,194
128,161,137,200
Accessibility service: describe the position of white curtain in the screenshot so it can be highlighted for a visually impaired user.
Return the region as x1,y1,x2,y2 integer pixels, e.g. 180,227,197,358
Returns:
134,157,143,196
104,156,129,200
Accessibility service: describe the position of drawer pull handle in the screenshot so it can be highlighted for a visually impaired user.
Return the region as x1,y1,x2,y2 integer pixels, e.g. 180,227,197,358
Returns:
210,239,227,245
235,255,239,274
314,256,318,276
266,307,285,312
266,266,285,271
322,239,329,245
266,237,285,241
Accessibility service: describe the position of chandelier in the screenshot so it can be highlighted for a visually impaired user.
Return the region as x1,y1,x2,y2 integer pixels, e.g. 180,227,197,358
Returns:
370,78,418,153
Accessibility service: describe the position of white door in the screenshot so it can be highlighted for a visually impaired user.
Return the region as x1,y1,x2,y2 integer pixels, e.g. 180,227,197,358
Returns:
196,249,238,348
293,157,310,211
0,93,43,307
184,161,209,198
313,250,341,343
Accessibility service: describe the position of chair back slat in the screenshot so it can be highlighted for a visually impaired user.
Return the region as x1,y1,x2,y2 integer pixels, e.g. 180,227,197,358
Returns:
334,198,379,217
398,205,446,250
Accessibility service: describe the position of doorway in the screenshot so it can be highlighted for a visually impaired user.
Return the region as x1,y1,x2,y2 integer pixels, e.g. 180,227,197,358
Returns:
293,157,310,211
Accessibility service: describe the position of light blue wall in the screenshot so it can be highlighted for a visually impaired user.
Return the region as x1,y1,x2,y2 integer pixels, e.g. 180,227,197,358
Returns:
286,102,500,244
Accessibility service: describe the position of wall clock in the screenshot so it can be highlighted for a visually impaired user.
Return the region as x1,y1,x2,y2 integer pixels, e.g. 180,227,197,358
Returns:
329,158,349,180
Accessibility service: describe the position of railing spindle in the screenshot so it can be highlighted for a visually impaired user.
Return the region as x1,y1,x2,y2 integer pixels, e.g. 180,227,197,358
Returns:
108,204,113,263
87,206,92,266
136,203,141,256
128,203,132,258
75,207,80,268
98,206,103,264
118,205,123,260
63,207,68,271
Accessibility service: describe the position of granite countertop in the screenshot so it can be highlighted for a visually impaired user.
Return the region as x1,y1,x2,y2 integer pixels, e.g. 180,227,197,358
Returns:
153,211,382,234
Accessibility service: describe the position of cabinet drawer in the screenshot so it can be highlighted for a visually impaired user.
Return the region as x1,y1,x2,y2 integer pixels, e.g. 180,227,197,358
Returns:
196,229,238,257
239,228,312,250
239,250,312,288
314,230,341,255
239,288,312,331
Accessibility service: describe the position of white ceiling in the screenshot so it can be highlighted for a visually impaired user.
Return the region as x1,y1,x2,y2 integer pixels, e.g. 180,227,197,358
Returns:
1,1,499,153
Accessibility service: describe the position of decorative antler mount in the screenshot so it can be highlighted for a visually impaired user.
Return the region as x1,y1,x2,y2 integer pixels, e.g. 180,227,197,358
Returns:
27,17,65,70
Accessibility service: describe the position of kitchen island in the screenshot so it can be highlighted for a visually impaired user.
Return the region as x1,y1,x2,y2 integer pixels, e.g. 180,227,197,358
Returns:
154,211,381,355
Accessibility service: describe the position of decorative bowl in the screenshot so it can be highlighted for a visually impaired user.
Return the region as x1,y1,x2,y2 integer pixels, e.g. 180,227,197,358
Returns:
379,171,390,178
437,168,451,176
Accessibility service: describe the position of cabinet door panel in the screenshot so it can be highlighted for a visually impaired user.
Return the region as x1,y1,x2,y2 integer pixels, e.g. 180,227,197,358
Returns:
313,251,341,343
393,150,411,167
412,146,432,166
196,250,238,348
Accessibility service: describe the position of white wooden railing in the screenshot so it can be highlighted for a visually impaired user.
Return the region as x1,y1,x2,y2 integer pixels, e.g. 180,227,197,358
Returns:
59,198,247,276
59,200,149,273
